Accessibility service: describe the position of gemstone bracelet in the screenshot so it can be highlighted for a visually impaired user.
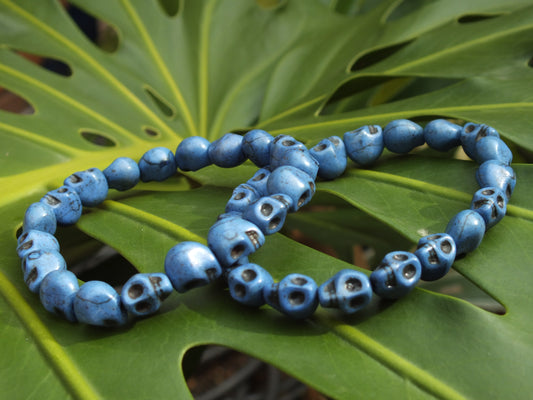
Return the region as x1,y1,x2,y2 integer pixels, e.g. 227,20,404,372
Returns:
16,119,516,327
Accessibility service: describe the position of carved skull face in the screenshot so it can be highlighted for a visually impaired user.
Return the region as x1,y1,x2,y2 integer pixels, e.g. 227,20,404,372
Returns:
225,184,260,213
40,185,82,226
17,230,59,259
414,233,456,281
264,273,318,319
242,196,288,235
121,273,173,317
227,263,273,307
64,168,108,207
318,269,372,314
370,251,421,299
470,187,507,229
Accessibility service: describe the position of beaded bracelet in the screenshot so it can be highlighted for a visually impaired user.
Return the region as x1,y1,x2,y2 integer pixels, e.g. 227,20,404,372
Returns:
16,119,516,327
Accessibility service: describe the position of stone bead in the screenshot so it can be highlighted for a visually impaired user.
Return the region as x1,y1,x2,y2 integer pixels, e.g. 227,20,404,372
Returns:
22,250,67,293
242,129,273,168
175,136,212,171
264,273,319,319
73,281,128,327
343,125,384,166
460,123,499,160
225,184,260,213
476,160,516,200
370,251,421,299
165,242,222,292
422,119,462,151
383,119,424,154
318,269,372,314
445,210,486,256
242,196,288,235
39,270,79,322
269,193,293,211
227,263,274,307
266,165,315,212
121,273,173,317
103,157,140,191
309,136,347,180
64,168,108,207
470,187,507,230
245,168,271,196
208,133,246,168
270,135,319,179
17,229,59,259
40,186,82,226
474,136,513,165
23,202,57,235
138,147,177,182
414,233,456,281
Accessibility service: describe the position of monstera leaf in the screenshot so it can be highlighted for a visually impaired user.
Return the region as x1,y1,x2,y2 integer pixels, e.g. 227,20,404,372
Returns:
1,0,533,398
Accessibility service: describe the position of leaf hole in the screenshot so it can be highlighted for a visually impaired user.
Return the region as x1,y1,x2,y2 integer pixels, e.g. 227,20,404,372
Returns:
143,127,160,138
157,0,180,17
351,39,415,72
457,13,503,24
0,88,34,114
81,131,116,147
144,86,176,118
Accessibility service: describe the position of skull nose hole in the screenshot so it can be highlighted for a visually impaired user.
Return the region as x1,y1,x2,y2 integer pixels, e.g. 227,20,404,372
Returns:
128,284,144,299
69,174,82,184
482,189,495,196
345,278,362,292
464,123,476,133
314,143,327,152
135,301,152,314
44,195,61,206
428,248,439,264
231,244,246,259
349,296,365,309
402,264,417,279
234,192,246,200
25,268,38,285
206,267,218,281
268,216,281,231
369,125,379,134
491,204,499,219
58,187,68,193
393,253,408,261
291,277,307,286
297,190,310,208
260,203,274,216
253,173,266,181
476,126,488,140
440,240,453,254
330,137,340,145
288,291,305,305
20,239,34,250
241,269,257,282
497,195,505,208
234,283,246,298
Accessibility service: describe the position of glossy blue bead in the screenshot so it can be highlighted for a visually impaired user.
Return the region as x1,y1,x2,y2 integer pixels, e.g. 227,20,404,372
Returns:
414,233,456,281
22,250,67,293
383,119,424,154
103,157,140,191
17,229,59,259
318,269,372,314
445,210,486,256
175,136,212,171
64,168,108,207
208,133,246,168
264,273,319,319
475,136,513,165
40,186,82,226
73,281,128,327
121,273,173,317
470,187,507,230
423,119,462,151
476,160,516,200
343,125,384,166
225,184,260,213
242,129,274,168
370,251,421,299
266,166,315,212
39,270,79,322
309,136,347,180
227,263,274,307
460,123,499,160
242,196,288,235
270,135,318,179
165,241,222,292
245,168,271,196
23,202,57,235
138,147,177,182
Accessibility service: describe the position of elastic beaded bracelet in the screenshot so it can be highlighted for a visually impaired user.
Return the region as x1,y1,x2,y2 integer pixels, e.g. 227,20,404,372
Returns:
16,118,516,327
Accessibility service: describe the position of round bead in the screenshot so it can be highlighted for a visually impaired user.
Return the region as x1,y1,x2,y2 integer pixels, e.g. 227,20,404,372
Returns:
474,136,513,165
138,147,177,182
264,273,319,319
39,270,79,322
17,229,59,259
470,187,507,230
383,119,424,154
414,233,456,281
343,125,384,166
309,136,347,180
73,281,128,327
103,157,140,191
208,133,246,168
460,123,499,160
64,168,108,207
370,251,421,299
23,202,57,235
175,136,212,171
270,135,319,179
225,184,260,213
40,186,82,226
266,165,315,212
476,160,516,200
242,129,273,168
318,269,372,314
445,210,486,256
245,168,271,196
242,196,288,235
22,250,67,293
121,273,173,317
227,263,274,307
422,119,462,151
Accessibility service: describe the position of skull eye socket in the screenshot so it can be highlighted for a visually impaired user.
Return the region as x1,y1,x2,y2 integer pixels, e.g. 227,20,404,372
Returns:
282,140,296,147
20,239,34,250
402,264,417,279
260,203,274,216
476,126,489,140
135,301,151,314
253,173,266,181
427,248,439,264
472,200,485,210
128,283,144,299
231,244,245,259
291,277,307,286
314,143,327,152
288,291,305,305
69,174,82,184
440,240,453,254
496,195,505,208
58,187,68,193
392,253,408,261
234,283,246,298
234,192,246,200
241,269,257,282
330,137,340,145
482,189,495,196
368,125,379,134
345,278,362,292
268,217,281,231
464,124,475,133
349,296,365,309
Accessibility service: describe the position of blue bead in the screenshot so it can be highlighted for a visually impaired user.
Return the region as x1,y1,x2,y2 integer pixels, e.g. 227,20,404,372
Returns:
225,184,260,213
266,166,315,212
476,160,516,200
318,269,372,314
242,129,273,168
73,281,128,327
64,168,108,207
138,147,177,182
269,193,293,211
22,250,67,293
264,273,318,319
208,133,246,168
23,202,57,235
383,119,424,154
17,230,59,259
245,168,271,196
370,251,421,299
39,270,79,322
470,187,507,230
423,119,462,151
414,234,456,281
475,136,513,165
460,123,499,160
343,125,384,166
175,136,212,171
270,135,319,179
227,263,273,307
40,186,82,226
309,136,347,180
103,157,140,191
445,210,486,256
121,273,173,317
242,196,288,235
165,241,222,292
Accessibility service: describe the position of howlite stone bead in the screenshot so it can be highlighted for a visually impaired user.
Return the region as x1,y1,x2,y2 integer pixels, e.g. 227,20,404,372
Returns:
383,119,424,154
242,129,273,168
64,168,108,207
139,147,177,182
470,187,507,230
475,136,513,165
476,160,516,200
22,250,67,293
23,202,57,235
370,251,421,299
17,229,59,259
245,168,271,196
165,242,222,292
175,136,212,171
309,136,347,180
121,273,173,317
40,186,82,226
445,210,486,256
242,196,288,235
208,133,246,168
270,135,319,179
103,157,140,191
266,165,315,212
343,125,384,166
39,270,79,322
460,123,499,160
225,184,260,213
414,233,456,281
227,263,274,307
422,119,462,151
264,273,319,319
318,269,372,314
73,281,128,327
269,193,293,211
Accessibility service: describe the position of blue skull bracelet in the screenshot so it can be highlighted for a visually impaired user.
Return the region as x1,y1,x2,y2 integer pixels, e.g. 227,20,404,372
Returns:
16,119,516,327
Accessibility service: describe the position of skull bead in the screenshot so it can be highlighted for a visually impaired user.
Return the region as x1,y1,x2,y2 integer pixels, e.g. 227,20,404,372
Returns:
40,185,82,226
73,281,128,327
266,166,315,212
17,229,59,259
121,273,173,317
470,187,507,230
245,168,271,196
227,263,274,307
445,210,486,256
242,196,288,235
343,125,384,166
22,250,67,293
103,157,140,191
64,167,108,207
39,270,79,322
414,233,456,281
370,251,421,299
225,184,260,213
242,129,274,168
318,269,372,314
270,135,319,179
309,136,347,180
476,160,516,200
23,202,57,235
460,123,499,160
264,273,319,319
